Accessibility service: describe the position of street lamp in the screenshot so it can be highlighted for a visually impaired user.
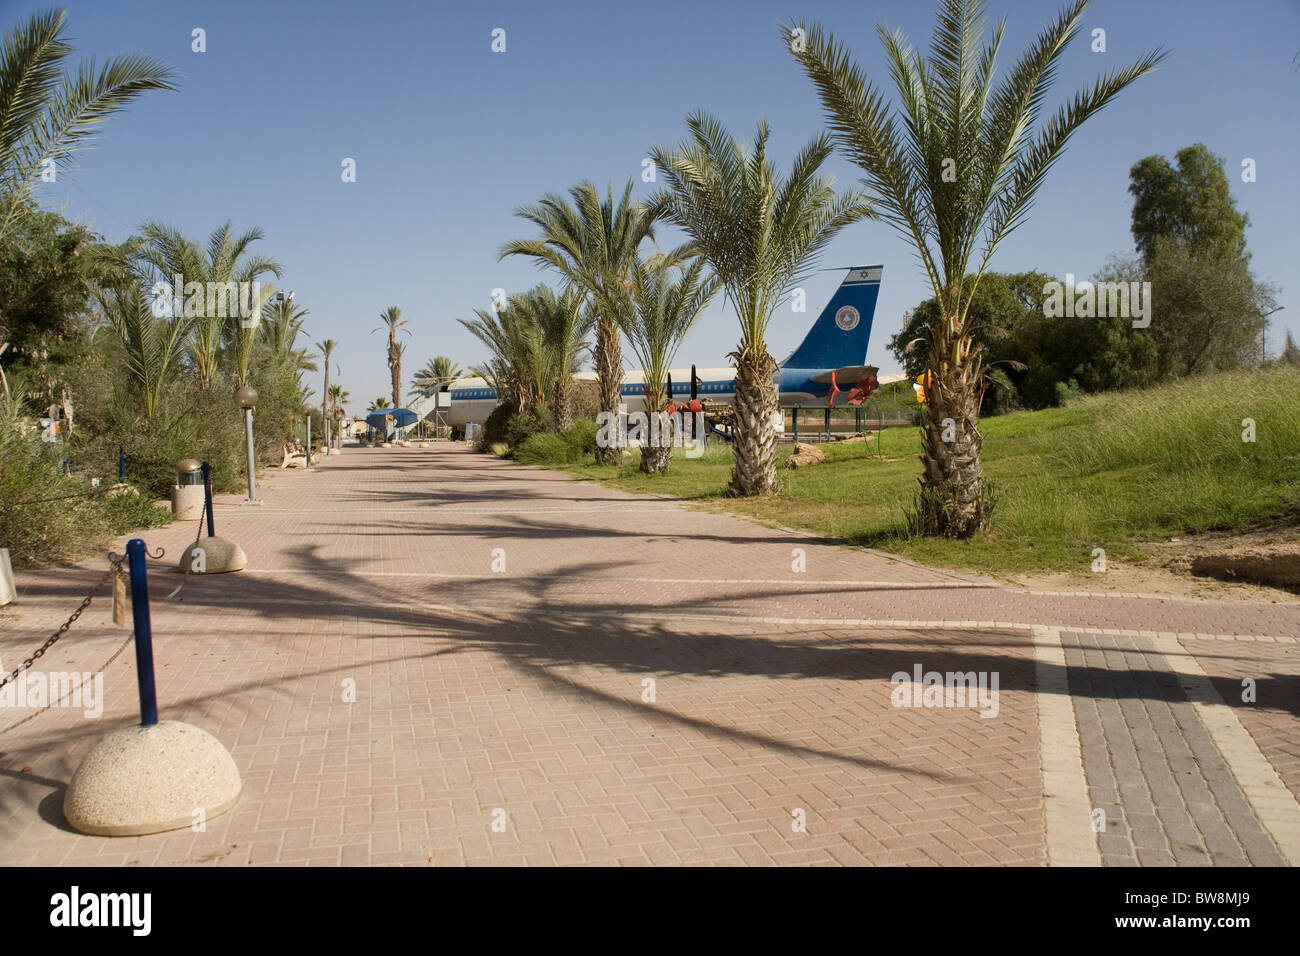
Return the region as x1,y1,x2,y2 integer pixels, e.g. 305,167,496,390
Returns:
234,385,259,503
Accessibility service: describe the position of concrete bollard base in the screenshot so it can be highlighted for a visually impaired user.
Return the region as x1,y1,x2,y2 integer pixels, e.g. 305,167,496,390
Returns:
0,548,15,606
170,484,204,520
178,536,247,573
64,721,242,836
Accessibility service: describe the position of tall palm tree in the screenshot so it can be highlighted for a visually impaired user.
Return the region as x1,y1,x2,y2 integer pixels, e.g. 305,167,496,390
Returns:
499,179,663,463
622,255,720,473
649,113,873,496
786,1,1165,536
315,338,338,445
368,396,391,411
374,306,408,407
0,9,177,248
135,220,281,389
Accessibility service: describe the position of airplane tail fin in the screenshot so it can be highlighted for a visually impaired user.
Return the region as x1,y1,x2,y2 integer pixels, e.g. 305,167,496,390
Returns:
780,266,883,369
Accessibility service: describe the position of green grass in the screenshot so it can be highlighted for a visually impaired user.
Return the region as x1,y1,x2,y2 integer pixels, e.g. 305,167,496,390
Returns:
554,366,1300,574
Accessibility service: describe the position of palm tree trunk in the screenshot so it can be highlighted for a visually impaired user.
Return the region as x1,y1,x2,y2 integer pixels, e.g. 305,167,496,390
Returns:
914,330,993,537
594,316,622,464
390,351,401,408
728,346,779,496
553,371,573,432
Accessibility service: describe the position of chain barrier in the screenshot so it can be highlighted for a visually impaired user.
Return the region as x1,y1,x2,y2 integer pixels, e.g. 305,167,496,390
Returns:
1,467,209,734
0,557,126,694
163,495,205,601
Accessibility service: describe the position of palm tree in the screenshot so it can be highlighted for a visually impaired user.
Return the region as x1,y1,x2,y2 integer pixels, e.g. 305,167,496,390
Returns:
374,306,409,408
458,297,546,417
315,338,338,445
509,285,591,431
410,356,463,401
95,284,189,419
622,256,720,473
327,383,350,418
0,9,177,248
135,220,281,389
786,1,1165,536
649,113,873,496
499,179,663,463
368,396,391,411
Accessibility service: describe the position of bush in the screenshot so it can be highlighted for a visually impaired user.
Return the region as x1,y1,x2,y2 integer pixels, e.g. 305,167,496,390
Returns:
562,418,599,459
504,409,554,451
515,431,576,464
1053,378,1082,407
0,416,172,569
478,400,516,452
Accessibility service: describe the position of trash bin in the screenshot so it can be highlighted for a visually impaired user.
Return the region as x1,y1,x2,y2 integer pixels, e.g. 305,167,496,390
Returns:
170,459,204,520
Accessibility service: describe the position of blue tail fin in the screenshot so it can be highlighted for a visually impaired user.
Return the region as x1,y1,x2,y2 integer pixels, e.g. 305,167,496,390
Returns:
780,265,883,369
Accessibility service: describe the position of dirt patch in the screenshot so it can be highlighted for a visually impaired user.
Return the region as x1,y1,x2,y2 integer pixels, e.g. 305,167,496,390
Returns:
1000,522,1300,603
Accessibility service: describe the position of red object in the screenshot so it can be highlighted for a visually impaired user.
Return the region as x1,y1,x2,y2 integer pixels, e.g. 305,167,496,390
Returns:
663,402,678,416
683,399,703,414
846,373,879,406
827,370,840,408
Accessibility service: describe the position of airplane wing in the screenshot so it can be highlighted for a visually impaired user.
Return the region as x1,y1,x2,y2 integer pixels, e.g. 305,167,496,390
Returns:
809,365,878,384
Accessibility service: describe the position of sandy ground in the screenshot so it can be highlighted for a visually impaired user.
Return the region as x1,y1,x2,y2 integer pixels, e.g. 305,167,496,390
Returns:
1001,524,1300,604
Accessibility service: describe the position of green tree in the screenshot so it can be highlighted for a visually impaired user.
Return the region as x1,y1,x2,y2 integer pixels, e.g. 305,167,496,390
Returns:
135,220,282,389
314,337,337,443
95,284,189,419
622,255,720,473
508,285,590,431
0,8,177,247
1129,143,1248,263
500,180,662,463
1125,144,1273,375
649,113,871,495
786,1,1165,536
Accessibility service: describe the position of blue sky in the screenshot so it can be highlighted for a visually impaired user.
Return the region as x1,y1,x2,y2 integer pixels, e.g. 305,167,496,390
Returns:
16,0,1300,410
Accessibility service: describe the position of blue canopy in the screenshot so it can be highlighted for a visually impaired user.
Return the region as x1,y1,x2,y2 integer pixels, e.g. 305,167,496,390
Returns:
365,408,418,430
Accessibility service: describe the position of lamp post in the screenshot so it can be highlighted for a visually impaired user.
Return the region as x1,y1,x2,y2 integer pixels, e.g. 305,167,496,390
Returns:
235,385,259,503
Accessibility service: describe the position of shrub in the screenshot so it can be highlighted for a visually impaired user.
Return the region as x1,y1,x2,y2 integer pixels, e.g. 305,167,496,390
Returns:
562,418,599,459
478,400,516,451
515,431,575,464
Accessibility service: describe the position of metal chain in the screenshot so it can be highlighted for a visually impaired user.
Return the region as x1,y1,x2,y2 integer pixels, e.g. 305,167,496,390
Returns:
0,629,134,737
0,558,125,692
163,502,206,601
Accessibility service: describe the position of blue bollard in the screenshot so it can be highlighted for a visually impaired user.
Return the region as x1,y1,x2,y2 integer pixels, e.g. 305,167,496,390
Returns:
201,461,215,538
125,539,159,727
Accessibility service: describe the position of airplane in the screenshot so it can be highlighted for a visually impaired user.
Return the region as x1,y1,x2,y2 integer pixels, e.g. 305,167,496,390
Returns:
438,265,902,431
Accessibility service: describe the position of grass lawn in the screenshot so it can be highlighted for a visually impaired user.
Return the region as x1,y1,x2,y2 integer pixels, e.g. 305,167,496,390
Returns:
554,366,1300,574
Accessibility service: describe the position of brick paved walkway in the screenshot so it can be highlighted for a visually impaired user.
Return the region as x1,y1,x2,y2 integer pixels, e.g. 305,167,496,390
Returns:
0,444,1296,865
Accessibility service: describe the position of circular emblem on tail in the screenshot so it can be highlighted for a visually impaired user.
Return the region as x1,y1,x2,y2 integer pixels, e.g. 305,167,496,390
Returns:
835,305,860,331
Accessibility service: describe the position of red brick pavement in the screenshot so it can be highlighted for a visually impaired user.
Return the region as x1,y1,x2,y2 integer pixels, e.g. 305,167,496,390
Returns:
0,444,1293,865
